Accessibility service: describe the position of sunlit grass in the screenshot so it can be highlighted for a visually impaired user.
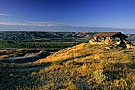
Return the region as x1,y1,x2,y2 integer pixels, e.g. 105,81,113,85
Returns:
31,43,135,89
2,42,135,89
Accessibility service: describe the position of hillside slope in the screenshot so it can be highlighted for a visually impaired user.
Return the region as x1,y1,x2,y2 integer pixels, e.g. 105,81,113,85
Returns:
2,43,135,90
36,43,131,64
30,43,135,89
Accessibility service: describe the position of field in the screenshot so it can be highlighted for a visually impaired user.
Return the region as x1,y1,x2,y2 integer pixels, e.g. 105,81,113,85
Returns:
1,32,135,90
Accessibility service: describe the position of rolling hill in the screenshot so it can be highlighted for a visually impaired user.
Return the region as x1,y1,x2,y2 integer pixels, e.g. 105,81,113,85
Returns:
28,43,135,89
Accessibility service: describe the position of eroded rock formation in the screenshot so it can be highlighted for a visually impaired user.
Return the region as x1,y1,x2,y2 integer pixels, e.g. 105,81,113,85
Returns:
89,32,134,49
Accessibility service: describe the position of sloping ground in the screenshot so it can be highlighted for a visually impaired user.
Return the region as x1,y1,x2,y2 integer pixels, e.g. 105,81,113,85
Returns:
1,43,135,90
36,43,131,64
28,43,135,89
35,43,106,63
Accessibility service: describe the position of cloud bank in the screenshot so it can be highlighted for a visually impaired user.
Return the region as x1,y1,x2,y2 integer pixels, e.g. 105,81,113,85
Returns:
0,21,135,33
29,22,70,26
0,14,9,16
0,22,70,27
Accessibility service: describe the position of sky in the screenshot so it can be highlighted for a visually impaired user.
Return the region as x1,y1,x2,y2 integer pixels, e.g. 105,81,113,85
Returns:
0,0,135,33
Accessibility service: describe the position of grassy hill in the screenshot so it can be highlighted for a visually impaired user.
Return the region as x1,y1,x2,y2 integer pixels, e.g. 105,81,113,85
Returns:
1,43,135,90
32,43,135,89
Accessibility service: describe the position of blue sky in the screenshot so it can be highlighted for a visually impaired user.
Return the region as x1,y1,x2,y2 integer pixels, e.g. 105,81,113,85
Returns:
0,0,135,33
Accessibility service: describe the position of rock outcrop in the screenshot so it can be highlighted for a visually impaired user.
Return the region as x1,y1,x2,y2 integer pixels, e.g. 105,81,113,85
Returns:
89,32,135,49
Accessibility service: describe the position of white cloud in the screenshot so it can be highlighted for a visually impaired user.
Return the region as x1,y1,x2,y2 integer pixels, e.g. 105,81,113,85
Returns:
0,22,71,27
0,22,133,30
29,22,69,26
0,22,29,26
0,14,9,16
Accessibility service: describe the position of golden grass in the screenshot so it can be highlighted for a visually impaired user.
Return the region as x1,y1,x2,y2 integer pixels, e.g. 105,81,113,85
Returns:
35,43,90,63
16,43,135,89
35,43,116,63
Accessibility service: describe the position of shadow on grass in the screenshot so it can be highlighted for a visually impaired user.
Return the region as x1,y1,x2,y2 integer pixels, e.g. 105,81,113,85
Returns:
104,62,135,81
113,62,135,69
0,62,52,90
104,70,124,81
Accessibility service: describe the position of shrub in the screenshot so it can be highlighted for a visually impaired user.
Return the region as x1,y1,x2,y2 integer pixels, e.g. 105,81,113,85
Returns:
93,69,107,84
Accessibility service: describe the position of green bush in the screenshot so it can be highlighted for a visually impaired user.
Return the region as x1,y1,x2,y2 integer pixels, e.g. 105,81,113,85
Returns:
93,69,107,84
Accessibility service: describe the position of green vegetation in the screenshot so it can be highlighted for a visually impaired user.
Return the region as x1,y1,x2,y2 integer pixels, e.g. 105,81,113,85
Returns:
0,31,95,51
0,39,85,50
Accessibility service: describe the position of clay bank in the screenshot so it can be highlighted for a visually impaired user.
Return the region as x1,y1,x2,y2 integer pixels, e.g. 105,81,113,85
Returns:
89,32,134,49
